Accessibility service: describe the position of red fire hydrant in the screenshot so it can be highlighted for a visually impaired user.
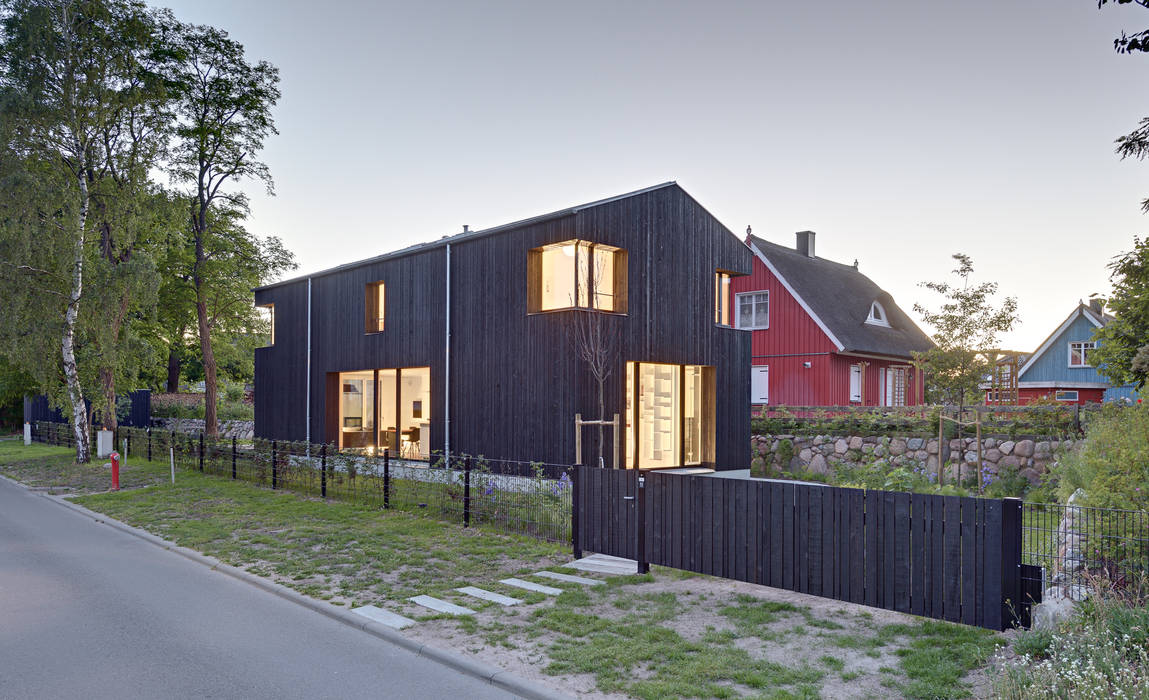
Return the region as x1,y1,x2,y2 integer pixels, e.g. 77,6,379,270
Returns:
110,451,120,491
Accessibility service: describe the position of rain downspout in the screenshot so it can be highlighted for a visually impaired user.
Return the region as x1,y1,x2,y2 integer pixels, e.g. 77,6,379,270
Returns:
305,276,312,446
444,243,451,461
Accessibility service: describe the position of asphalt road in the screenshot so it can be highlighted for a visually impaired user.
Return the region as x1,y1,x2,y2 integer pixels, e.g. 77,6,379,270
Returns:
0,477,518,699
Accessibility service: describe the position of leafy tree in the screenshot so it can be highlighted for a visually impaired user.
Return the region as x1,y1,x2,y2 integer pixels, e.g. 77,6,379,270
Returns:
0,0,163,461
912,254,1019,406
1100,0,1149,211
1091,237,1149,388
167,21,280,436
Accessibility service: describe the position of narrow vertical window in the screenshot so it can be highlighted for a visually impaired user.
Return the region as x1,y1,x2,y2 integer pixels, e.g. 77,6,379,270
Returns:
365,281,385,334
715,272,732,326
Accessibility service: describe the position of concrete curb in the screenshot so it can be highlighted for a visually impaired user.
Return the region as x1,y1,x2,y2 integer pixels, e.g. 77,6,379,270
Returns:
39,491,572,700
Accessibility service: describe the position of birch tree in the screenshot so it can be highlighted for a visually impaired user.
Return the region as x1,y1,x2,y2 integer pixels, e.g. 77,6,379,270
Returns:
0,0,159,461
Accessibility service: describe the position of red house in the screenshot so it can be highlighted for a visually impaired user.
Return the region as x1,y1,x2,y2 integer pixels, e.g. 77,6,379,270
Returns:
729,231,934,408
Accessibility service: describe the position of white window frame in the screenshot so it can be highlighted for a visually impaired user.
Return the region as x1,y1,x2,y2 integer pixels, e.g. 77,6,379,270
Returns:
1055,390,1079,402
849,364,862,403
1068,341,1095,368
735,291,770,330
751,365,769,404
866,300,890,327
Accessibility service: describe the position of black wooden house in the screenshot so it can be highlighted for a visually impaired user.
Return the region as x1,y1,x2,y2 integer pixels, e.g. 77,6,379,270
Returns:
253,183,751,470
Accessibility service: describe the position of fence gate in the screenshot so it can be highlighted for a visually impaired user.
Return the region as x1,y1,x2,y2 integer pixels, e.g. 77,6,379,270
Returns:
575,466,638,560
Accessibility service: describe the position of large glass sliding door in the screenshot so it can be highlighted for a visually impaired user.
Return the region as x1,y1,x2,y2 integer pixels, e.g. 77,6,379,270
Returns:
625,362,715,469
332,367,430,458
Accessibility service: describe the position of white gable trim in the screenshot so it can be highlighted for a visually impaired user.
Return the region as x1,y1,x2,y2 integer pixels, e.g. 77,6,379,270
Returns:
747,240,845,352
1018,306,1103,379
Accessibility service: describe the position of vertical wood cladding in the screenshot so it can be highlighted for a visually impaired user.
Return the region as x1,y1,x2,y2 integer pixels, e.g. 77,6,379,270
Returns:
254,184,751,468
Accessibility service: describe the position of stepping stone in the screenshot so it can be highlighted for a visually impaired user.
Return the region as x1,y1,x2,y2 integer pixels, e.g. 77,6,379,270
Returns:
499,578,563,596
352,605,416,629
408,595,475,615
563,553,638,576
456,586,521,606
534,570,604,586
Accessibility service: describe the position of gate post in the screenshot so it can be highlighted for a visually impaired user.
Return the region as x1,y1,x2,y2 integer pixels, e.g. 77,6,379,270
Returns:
1002,497,1023,629
571,465,582,558
383,448,390,508
637,473,649,574
463,455,472,528
231,436,237,479
320,443,327,498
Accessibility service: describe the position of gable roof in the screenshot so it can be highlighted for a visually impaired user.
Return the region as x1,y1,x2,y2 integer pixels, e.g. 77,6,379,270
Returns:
1017,303,1106,378
746,235,935,358
256,181,680,292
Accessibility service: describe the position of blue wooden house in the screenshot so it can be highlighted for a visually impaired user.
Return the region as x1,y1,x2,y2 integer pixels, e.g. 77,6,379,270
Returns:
1003,300,1137,405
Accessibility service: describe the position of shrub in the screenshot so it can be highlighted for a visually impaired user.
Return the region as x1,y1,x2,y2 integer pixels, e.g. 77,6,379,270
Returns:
1054,403,1149,512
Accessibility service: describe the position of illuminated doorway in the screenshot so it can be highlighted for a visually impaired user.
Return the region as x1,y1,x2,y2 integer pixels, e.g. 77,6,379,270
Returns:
625,362,715,469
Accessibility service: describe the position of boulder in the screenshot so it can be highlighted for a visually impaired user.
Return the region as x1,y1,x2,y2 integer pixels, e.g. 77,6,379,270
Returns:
835,439,848,454
907,437,924,451
1015,439,1035,457
873,444,888,458
813,435,825,446
999,455,1021,469
889,439,907,456
963,450,979,464
926,439,939,455
1035,441,1052,458
999,440,1015,455
861,444,874,454
757,442,770,456
984,448,1002,463
809,454,829,475
984,438,997,449
799,448,813,463
848,436,863,450
1019,467,1041,486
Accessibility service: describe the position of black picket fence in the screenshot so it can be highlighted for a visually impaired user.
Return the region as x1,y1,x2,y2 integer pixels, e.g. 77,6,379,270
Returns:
33,423,573,543
574,466,1026,630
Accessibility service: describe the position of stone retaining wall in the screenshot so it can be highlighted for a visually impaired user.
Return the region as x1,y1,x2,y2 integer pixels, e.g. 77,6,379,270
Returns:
151,418,255,441
751,433,1075,484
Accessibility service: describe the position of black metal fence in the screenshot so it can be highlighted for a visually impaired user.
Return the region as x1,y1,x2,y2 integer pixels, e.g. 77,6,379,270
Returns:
32,423,572,544
1022,501,1149,591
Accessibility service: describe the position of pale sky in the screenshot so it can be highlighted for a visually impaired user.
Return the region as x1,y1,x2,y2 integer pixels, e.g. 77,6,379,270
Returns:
161,0,1149,352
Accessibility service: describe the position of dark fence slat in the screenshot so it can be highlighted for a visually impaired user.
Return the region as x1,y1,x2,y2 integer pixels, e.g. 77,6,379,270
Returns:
910,493,926,617
894,491,911,614
983,499,1004,631
943,496,962,622
962,498,979,627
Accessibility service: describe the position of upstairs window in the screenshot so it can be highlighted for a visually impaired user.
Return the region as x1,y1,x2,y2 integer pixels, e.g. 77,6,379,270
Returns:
527,240,627,313
1069,341,1095,367
866,300,890,327
258,303,275,346
365,281,385,333
736,291,769,330
715,272,732,326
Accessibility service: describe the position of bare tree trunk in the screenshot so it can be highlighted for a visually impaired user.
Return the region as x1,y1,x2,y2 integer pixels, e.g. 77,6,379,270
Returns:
597,380,605,467
63,168,91,463
196,298,218,437
99,367,116,430
166,332,182,393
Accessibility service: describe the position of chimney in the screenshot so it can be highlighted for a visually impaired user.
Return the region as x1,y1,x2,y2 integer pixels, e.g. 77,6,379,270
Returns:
462,225,469,233
795,230,816,258
1089,298,1104,316
745,225,752,244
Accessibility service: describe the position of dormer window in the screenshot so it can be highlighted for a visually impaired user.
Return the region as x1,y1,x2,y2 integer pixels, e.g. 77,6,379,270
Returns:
866,301,890,327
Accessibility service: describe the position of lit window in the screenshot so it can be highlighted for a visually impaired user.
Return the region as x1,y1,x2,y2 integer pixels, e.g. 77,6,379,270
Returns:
715,272,732,326
365,281,385,334
258,304,274,346
528,240,626,313
1069,341,1095,367
867,301,890,327
736,292,769,330
1055,390,1079,402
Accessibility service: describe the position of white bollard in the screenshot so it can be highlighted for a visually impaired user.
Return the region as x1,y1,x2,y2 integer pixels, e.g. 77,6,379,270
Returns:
23,422,31,446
